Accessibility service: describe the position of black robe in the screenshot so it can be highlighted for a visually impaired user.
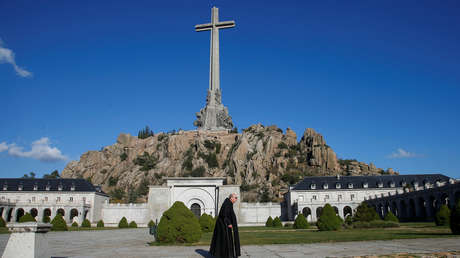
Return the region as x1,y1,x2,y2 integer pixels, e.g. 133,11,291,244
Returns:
210,198,241,258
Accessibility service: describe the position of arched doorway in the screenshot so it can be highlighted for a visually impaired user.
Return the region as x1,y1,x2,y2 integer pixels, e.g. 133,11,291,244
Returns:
16,208,25,222
43,208,51,219
418,197,426,219
57,208,65,217
302,207,311,221
7,208,13,222
391,201,398,217
30,208,38,218
332,206,339,215
343,206,352,218
316,207,323,218
191,203,201,218
0,207,3,218
70,209,79,221
408,199,416,219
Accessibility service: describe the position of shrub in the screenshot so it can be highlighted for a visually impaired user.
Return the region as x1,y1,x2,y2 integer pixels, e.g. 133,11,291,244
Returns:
97,220,104,228
118,217,129,228
435,204,451,226
71,222,78,227
384,211,399,222
199,213,215,233
293,214,309,229
273,216,282,227
344,216,353,226
157,201,202,243
81,219,91,228
0,217,6,227
317,204,342,231
353,202,380,222
129,221,138,228
50,214,68,231
265,216,273,227
451,199,460,234
148,220,155,228
284,223,293,228
43,216,50,223
19,212,36,223
354,220,399,228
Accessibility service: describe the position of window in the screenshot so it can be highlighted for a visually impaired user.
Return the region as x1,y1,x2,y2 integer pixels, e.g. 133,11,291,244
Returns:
33,185,38,191
390,181,395,187
351,194,355,200
58,184,63,191
70,185,75,191
363,182,368,188
312,195,317,200
46,185,50,191
1,196,4,200
83,197,86,203
45,197,48,202
310,184,316,190
32,197,36,202
69,197,73,202
377,182,383,188
323,184,328,189
18,185,23,191
338,194,342,199
2,185,7,191
325,195,329,199
336,183,341,189
56,197,61,202
348,183,353,189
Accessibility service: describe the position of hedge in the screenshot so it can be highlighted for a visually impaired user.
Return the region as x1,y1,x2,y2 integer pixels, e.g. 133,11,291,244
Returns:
353,220,399,229
293,214,309,229
19,212,36,223
353,202,380,222
435,204,451,226
148,220,155,228
129,221,137,228
450,199,460,234
51,214,68,231
265,216,273,227
384,211,399,223
0,217,5,227
81,219,91,228
157,201,202,243
273,216,282,227
118,217,129,228
43,216,50,223
199,213,215,233
97,220,104,228
71,222,78,227
317,204,342,231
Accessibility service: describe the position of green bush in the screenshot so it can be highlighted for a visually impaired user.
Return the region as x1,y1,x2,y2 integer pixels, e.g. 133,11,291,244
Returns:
71,222,78,227
129,221,137,228
293,214,309,229
199,213,215,233
148,220,155,228
344,216,353,226
97,220,104,228
43,216,50,223
0,217,6,227
50,214,68,231
81,219,91,228
157,201,202,243
273,216,282,227
450,199,460,234
435,204,451,226
118,217,129,228
265,216,273,227
384,211,399,222
19,212,36,223
284,222,293,228
353,202,380,222
316,204,342,231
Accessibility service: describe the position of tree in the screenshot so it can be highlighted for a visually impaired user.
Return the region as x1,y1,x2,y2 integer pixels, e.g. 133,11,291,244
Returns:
199,213,215,233
51,214,68,231
81,219,91,228
21,172,36,178
138,125,154,139
435,204,451,226
19,212,36,223
384,211,399,223
0,217,6,227
129,221,138,228
118,217,129,228
293,214,309,229
157,201,202,243
450,199,460,235
317,204,342,231
353,202,380,222
148,220,155,228
97,220,104,228
265,216,273,227
43,170,60,179
136,179,150,196
273,216,282,227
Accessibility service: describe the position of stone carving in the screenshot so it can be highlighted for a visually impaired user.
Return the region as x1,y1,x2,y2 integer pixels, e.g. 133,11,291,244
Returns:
194,7,234,130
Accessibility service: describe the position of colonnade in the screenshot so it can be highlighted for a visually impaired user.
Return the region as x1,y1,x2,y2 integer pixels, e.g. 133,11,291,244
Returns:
0,203,90,224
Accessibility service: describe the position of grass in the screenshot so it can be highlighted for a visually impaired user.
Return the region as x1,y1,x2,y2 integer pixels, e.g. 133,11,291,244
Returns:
68,226,122,231
150,222,459,246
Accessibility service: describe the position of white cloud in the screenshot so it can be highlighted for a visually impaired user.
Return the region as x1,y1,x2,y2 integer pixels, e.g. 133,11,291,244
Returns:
0,39,32,78
2,137,67,162
0,142,8,152
387,148,419,159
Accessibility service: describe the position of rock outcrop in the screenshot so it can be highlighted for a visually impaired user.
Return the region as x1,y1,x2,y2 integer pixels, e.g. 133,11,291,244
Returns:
61,124,395,202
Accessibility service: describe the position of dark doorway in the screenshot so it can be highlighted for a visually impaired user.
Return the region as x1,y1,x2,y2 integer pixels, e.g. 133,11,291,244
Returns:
191,203,201,218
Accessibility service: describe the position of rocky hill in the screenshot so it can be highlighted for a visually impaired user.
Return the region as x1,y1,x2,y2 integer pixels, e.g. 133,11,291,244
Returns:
61,124,397,202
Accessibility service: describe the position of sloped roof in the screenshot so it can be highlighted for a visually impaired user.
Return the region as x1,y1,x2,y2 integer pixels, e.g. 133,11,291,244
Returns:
0,178,106,195
292,174,450,191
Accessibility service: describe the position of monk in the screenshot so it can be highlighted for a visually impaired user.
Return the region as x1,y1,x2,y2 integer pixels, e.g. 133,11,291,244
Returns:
210,193,241,258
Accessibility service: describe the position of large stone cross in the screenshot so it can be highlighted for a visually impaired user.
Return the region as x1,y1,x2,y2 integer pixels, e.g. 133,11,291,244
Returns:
195,7,235,105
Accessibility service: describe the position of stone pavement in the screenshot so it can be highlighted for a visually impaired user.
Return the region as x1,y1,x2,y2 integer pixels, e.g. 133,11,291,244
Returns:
0,228,459,257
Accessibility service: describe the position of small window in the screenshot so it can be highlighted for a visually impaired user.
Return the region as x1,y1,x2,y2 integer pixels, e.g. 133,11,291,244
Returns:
69,197,73,202
46,185,50,191
323,184,328,189
312,195,317,200
351,194,355,200
2,185,7,191
32,197,36,202
325,195,329,199
33,185,38,191
390,181,395,187
18,185,23,191
363,182,368,188
45,196,48,202
56,197,61,202
1,196,4,200
338,194,342,199
310,184,316,190
413,181,419,187
83,197,86,203
377,182,383,188
336,183,341,189
70,184,75,191
348,183,353,189
58,184,63,191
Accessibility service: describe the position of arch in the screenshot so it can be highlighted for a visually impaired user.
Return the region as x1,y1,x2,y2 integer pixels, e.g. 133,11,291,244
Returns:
7,208,13,222
455,191,460,204
391,201,398,217
30,208,38,218
178,187,216,216
84,210,89,220
378,204,384,219
441,193,449,206
408,199,416,219
399,200,407,219
418,197,426,219
191,203,201,218
343,206,352,217
43,208,51,219
316,207,323,218
57,208,65,217
70,209,79,221
16,208,25,222
0,207,3,217
332,206,339,215
302,207,311,219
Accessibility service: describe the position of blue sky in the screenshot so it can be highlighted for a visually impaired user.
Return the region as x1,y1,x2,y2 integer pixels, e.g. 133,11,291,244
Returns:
1,0,459,179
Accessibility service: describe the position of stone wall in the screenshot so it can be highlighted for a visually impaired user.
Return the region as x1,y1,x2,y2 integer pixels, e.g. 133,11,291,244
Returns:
239,202,281,224
101,202,150,227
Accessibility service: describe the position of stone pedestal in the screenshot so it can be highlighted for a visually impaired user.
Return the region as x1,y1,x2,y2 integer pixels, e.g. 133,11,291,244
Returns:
2,222,52,258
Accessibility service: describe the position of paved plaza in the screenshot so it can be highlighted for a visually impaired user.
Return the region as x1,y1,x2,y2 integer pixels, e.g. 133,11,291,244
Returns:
0,228,459,257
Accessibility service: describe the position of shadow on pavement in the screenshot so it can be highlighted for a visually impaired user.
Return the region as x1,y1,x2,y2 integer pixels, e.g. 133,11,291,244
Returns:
195,249,214,258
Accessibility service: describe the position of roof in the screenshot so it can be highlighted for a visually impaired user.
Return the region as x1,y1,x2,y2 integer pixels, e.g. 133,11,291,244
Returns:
0,178,106,194
292,174,450,191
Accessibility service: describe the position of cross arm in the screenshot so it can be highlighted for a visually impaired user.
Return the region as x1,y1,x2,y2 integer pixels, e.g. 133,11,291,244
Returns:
216,21,235,29
195,23,212,32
